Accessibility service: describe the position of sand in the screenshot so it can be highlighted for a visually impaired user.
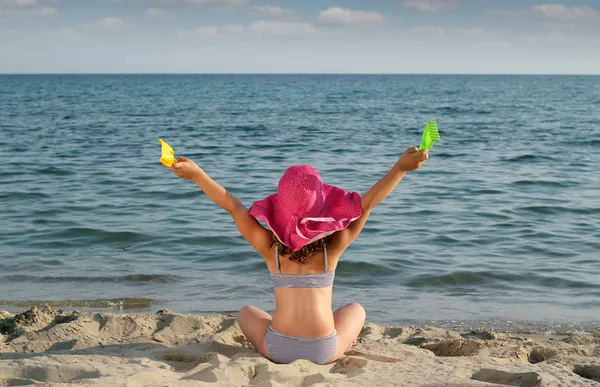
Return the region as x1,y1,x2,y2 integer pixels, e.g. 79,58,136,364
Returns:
1,307,599,386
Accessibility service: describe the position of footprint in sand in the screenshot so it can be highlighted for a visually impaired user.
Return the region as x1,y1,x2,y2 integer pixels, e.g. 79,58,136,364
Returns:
344,350,402,363
421,339,486,357
153,349,219,372
5,365,101,385
330,357,369,376
330,350,403,378
573,364,600,382
470,368,546,387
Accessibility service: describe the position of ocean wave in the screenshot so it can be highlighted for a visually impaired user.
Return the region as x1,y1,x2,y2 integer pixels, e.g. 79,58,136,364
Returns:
0,297,158,310
0,274,180,284
434,152,459,159
429,235,465,246
433,106,461,114
514,206,597,215
405,270,599,290
1,259,65,273
229,124,268,132
32,227,153,245
466,188,506,195
178,235,238,247
502,154,556,163
0,192,50,201
510,180,572,188
336,261,396,276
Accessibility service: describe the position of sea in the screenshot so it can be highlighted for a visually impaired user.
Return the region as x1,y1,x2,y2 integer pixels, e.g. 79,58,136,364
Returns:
1,74,599,334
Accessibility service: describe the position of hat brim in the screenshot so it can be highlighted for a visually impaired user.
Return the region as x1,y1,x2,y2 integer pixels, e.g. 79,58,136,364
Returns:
249,183,362,251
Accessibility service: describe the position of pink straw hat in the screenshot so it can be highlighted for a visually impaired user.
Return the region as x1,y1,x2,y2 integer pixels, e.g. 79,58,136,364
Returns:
249,165,362,251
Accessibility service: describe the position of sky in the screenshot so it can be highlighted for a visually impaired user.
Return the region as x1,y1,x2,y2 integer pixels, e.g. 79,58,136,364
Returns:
0,0,599,74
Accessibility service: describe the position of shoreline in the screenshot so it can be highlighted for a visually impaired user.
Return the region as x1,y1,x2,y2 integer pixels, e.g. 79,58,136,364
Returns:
1,307,599,386
2,300,599,337
1,301,599,337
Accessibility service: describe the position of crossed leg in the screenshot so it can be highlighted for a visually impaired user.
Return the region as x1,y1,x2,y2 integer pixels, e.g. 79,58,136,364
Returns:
328,302,366,363
237,305,272,359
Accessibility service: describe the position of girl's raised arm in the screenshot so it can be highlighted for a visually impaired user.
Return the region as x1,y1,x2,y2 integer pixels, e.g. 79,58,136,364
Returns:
170,157,273,257
332,147,428,250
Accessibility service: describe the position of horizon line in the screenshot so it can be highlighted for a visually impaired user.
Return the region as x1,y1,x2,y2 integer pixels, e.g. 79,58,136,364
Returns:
1,73,599,76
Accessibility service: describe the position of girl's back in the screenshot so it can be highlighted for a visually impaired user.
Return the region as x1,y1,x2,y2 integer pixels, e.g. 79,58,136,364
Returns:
269,245,336,338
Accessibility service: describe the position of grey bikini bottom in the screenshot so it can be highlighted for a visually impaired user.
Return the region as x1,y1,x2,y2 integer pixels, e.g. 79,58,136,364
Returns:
265,326,338,365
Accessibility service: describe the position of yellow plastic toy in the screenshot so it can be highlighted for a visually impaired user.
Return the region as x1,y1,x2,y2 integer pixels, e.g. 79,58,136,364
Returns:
159,139,177,167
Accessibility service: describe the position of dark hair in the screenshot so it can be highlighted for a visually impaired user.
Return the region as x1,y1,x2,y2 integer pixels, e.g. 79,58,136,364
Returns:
271,233,328,264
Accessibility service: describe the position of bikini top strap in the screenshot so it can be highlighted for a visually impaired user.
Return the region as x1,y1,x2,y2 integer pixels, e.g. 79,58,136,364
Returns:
323,242,329,273
275,244,281,273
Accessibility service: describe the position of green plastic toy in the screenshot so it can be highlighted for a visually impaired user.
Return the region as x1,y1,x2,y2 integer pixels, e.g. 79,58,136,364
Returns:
418,121,441,151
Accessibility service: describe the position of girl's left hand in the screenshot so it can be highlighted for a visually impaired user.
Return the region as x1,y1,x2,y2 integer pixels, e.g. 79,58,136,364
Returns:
396,147,429,172
169,157,201,180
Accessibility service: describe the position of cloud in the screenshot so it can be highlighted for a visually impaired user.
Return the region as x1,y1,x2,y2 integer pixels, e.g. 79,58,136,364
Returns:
110,0,249,7
34,4,55,14
0,0,37,6
488,4,599,22
145,7,173,19
521,32,572,46
186,0,248,5
252,4,285,15
403,0,458,13
0,0,59,16
47,27,95,41
96,17,137,29
97,17,126,28
406,26,597,52
0,4,58,17
181,24,244,38
42,18,138,42
180,21,316,38
250,20,317,35
1,27,20,36
408,26,444,37
250,4,300,21
318,7,385,24
406,26,508,46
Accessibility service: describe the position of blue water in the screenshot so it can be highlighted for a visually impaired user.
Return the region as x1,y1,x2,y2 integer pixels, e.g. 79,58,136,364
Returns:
1,75,599,332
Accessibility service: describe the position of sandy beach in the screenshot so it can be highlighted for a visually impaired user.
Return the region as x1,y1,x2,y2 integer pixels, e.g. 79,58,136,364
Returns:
0,307,598,386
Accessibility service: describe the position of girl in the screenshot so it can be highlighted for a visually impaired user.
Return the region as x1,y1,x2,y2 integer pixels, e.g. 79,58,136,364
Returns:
169,146,428,364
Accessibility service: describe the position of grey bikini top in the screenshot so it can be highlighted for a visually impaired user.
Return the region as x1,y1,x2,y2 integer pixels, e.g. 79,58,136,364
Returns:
270,242,335,288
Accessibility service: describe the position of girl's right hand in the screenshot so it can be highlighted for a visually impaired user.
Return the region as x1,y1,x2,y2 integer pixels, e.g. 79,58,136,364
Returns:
396,147,429,172
169,157,202,180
